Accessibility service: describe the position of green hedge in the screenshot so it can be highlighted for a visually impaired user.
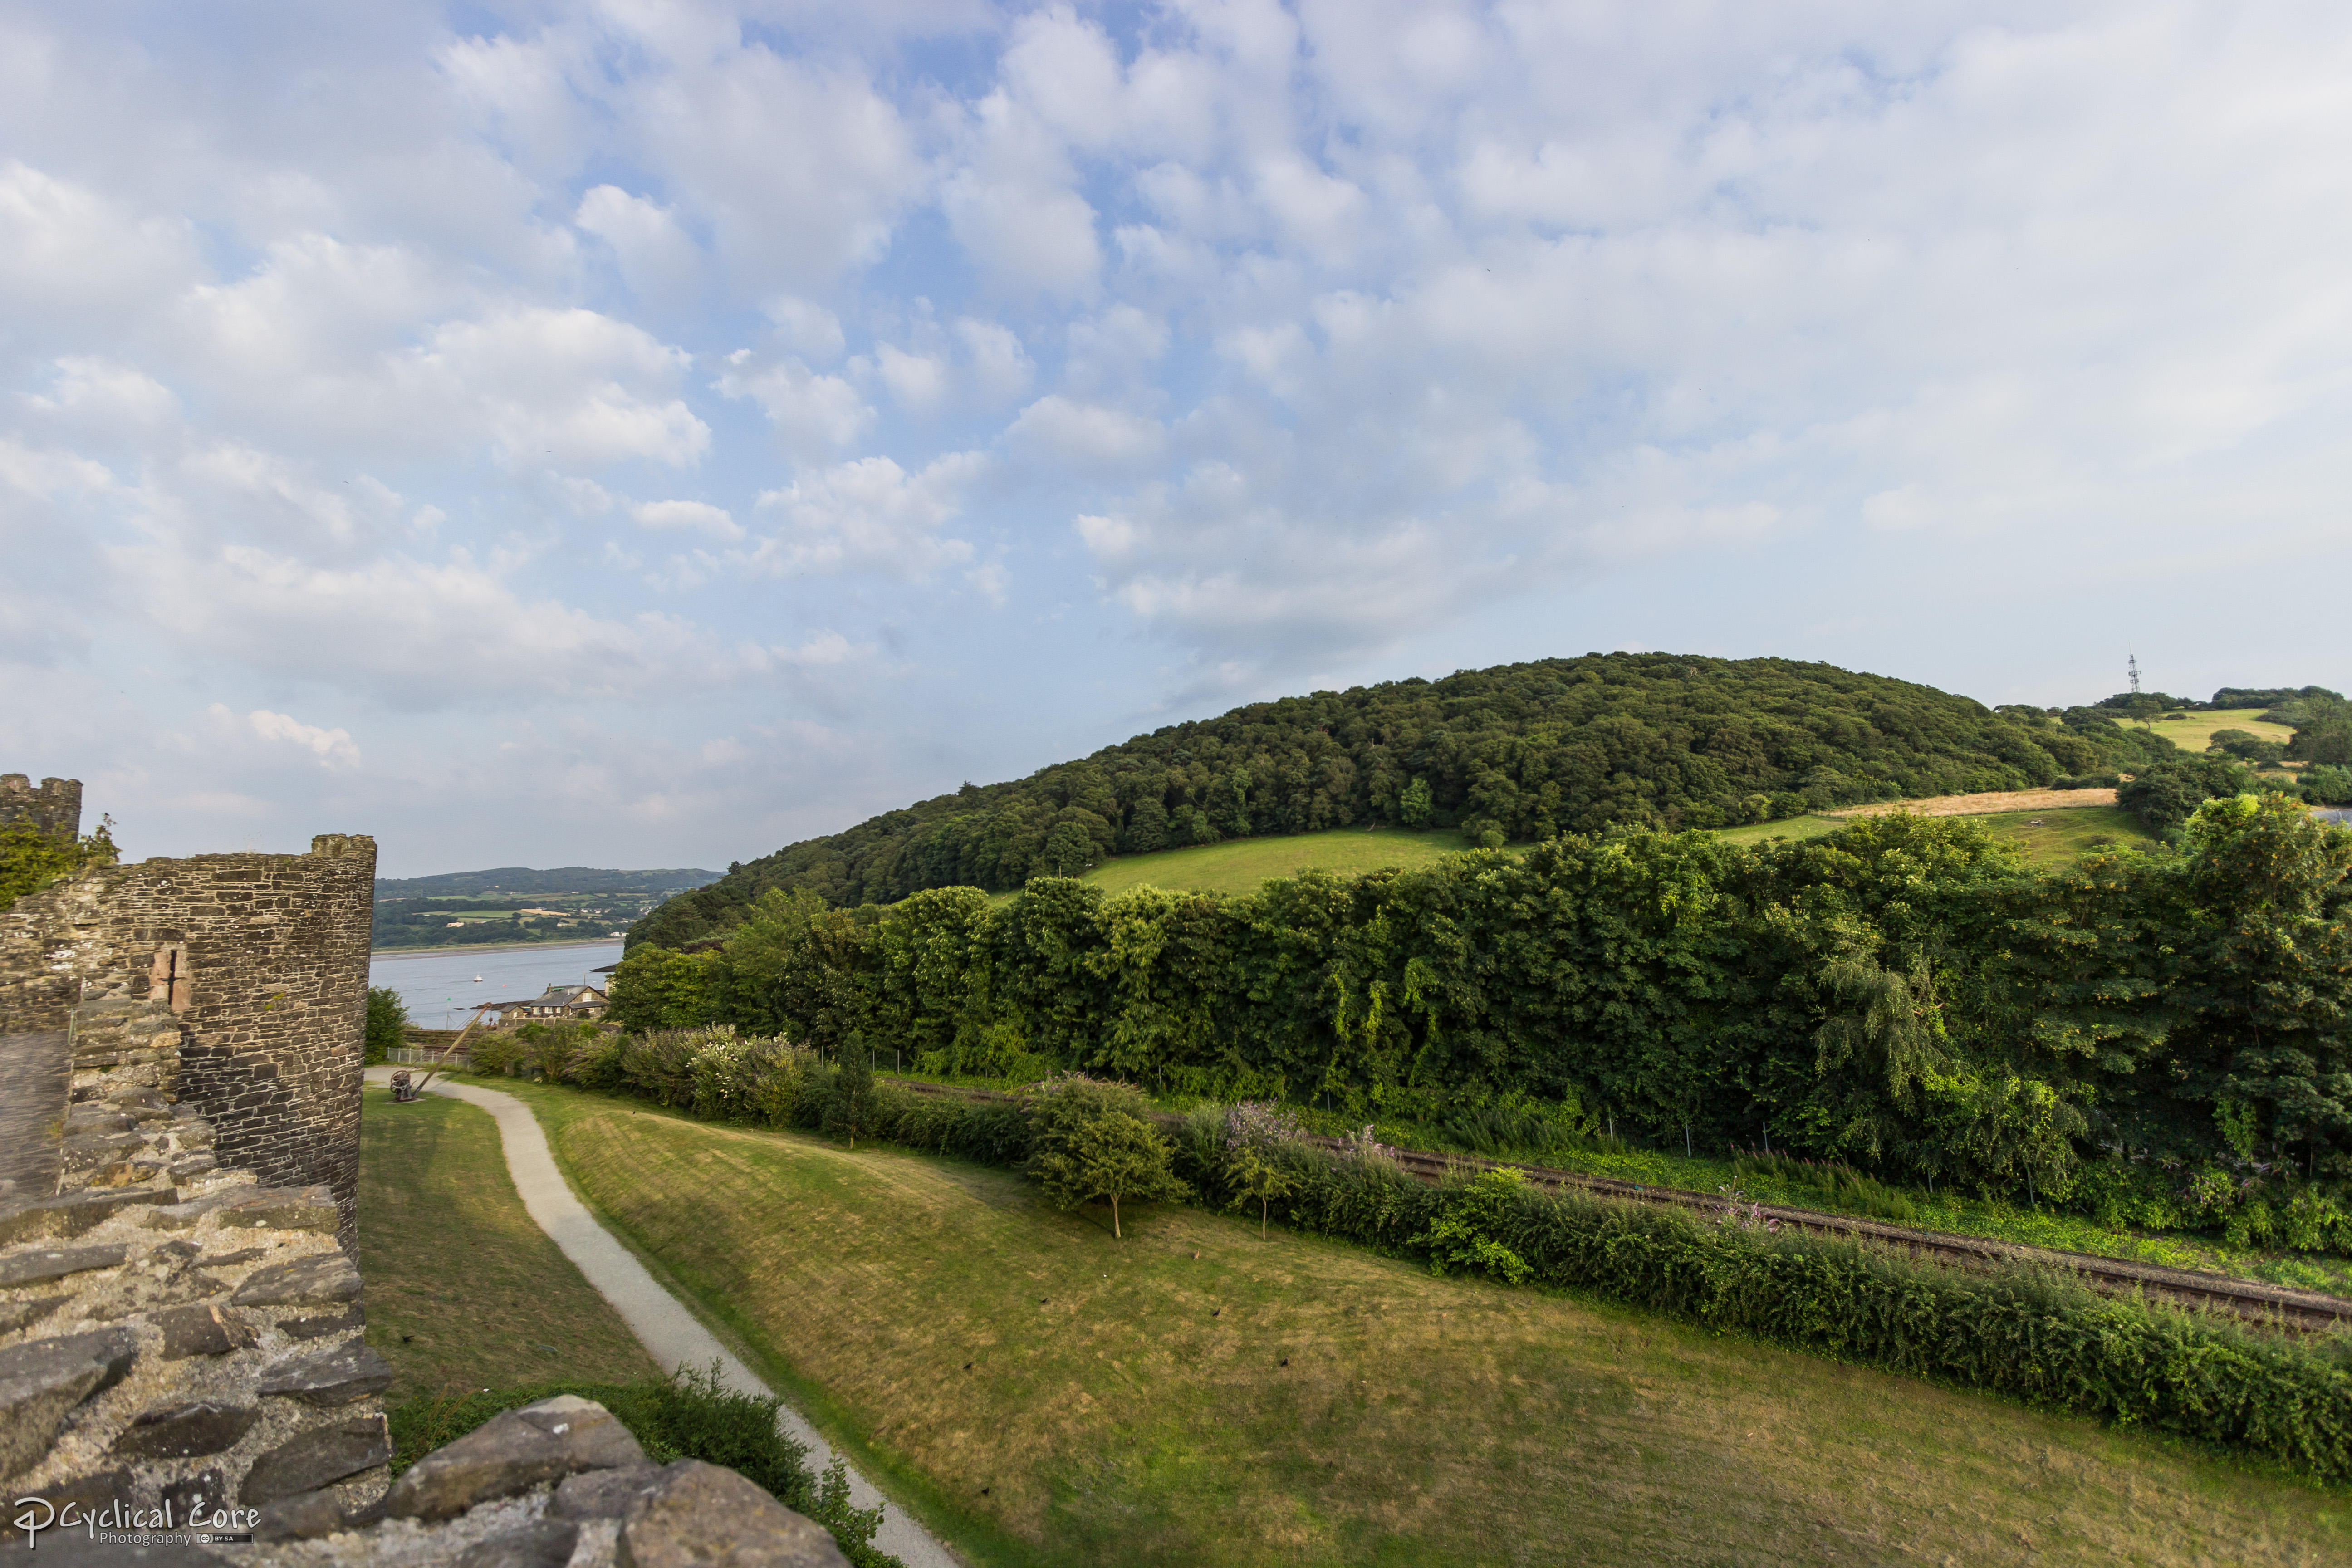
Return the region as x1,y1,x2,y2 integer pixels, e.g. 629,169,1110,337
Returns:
387,1367,898,1568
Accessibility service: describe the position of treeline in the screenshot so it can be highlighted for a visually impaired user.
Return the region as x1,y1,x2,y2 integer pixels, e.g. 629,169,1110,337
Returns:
610,794,2352,1241
2091,684,2342,715
635,653,2180,947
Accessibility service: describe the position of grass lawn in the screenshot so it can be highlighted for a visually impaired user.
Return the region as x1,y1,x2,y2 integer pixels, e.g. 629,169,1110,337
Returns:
1067,826,1478,900
479,1077,2349,1568
357,1085,662,1402
2142,706,2298,753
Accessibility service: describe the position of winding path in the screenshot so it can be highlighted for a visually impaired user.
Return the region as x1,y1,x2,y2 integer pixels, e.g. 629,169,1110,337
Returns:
363,1067,959,1568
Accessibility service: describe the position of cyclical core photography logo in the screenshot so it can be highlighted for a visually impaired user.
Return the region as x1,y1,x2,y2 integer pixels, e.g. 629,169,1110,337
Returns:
11,1494,259,1551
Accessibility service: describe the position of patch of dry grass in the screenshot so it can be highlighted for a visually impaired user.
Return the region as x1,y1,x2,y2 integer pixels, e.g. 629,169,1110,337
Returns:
357,1086,661,1401
499,1084,2352,1568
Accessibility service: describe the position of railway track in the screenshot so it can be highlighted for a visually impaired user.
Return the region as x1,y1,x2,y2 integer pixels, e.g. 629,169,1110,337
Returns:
887,1078,2352,1334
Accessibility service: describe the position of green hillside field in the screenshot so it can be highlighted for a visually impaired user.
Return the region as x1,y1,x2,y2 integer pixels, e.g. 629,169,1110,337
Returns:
1063,805,2158,902
2141,706,2299,754
1714,804,2160,863
1068,826,1475,899
485,1077,2347,1568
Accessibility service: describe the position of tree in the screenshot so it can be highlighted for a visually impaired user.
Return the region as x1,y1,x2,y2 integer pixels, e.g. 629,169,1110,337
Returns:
823,1038,883,1148
364,986,410,1064
1398,778,1434,829
1034,1109,1189,1238
1033,822,1099,880
2181,794,2352,1177
2119,757,2254,835
608,945,717,1031
1223,1144,1294,1239
2287,695,2352,767
1023,1074,1189,1238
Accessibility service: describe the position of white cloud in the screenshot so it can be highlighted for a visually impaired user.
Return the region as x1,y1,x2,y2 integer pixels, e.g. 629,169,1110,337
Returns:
955,318,1034,404
237,706,363,771
748,452,989,579
1007,396,1164,475
0,162,200,348
713,352,873,463
576,185,704,307
875,344,952,417
634,499,743,539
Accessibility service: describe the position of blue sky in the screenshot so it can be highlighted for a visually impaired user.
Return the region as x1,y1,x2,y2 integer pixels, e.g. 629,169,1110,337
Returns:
4,1,2347,876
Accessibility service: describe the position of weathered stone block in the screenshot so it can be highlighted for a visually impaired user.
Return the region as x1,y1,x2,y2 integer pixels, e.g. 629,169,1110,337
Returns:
212,1184,338,1235
279,1304,364,1340
111,1400,261,1459
155,1303,257,1360
256,1341,393,1405
240,1413,390,1507
617,1460,850,1568
0,1242,128,1288
0,1328,139,1478
253,1488,349,1543
0,1187,173,1245
457,1521,582,1568
84,1269,225,1322
60,1132,144,1173
384,1395,650,1522
552,1465,666,1520
230,1251,360,1307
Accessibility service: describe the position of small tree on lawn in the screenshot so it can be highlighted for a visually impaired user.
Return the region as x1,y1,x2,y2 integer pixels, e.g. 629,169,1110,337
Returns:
1036,1110,1189,1239
1223,1143,1294,1239
823,1037,882,1148
1024,1074,1190,1239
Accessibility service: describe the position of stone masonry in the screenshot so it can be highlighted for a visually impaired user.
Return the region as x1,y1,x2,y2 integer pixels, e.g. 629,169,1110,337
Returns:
0,774,83,838
1,779,860,1564
0,782,374,1245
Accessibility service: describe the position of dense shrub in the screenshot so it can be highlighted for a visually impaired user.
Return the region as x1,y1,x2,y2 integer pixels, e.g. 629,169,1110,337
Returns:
364,986,409,1065
0,813,116,911
387,1367,897,1568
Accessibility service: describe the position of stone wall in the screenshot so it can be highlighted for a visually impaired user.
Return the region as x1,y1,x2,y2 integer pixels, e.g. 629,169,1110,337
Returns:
0,1075,393,1538
0,789,374,1244
0,774,392,1535
0,774,83,838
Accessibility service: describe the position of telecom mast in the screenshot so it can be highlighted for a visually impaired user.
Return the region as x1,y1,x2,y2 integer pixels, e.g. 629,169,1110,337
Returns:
2128,655,2141,695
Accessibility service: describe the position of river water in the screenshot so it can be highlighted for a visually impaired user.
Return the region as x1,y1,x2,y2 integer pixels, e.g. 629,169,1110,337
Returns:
368,940,624,1030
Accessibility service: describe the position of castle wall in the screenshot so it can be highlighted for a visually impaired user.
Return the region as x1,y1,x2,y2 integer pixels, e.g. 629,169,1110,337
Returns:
0,773,83,837
0,794,375,1245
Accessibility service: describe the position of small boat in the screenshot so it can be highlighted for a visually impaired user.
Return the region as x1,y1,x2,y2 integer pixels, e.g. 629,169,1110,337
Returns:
472,976,482,983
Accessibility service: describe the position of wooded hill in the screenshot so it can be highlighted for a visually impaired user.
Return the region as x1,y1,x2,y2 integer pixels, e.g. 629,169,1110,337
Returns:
634,653,2176,949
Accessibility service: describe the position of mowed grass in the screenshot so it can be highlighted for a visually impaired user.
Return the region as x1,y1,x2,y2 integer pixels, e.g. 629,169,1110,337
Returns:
1711,805,2157,864
357,1086,662,1401
488,1081,2350,1568
1072,825,1476,899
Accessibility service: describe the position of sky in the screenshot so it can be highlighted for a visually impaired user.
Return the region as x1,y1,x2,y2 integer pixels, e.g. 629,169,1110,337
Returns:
3,1,2348,877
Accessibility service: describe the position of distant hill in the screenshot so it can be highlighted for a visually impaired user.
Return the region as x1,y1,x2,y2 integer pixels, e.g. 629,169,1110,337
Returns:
631,652,2179,950
376,866,721,898
373,866,721,951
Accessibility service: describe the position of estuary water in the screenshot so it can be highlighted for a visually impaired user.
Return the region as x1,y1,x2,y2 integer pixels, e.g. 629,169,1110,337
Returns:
368,940,623,1030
